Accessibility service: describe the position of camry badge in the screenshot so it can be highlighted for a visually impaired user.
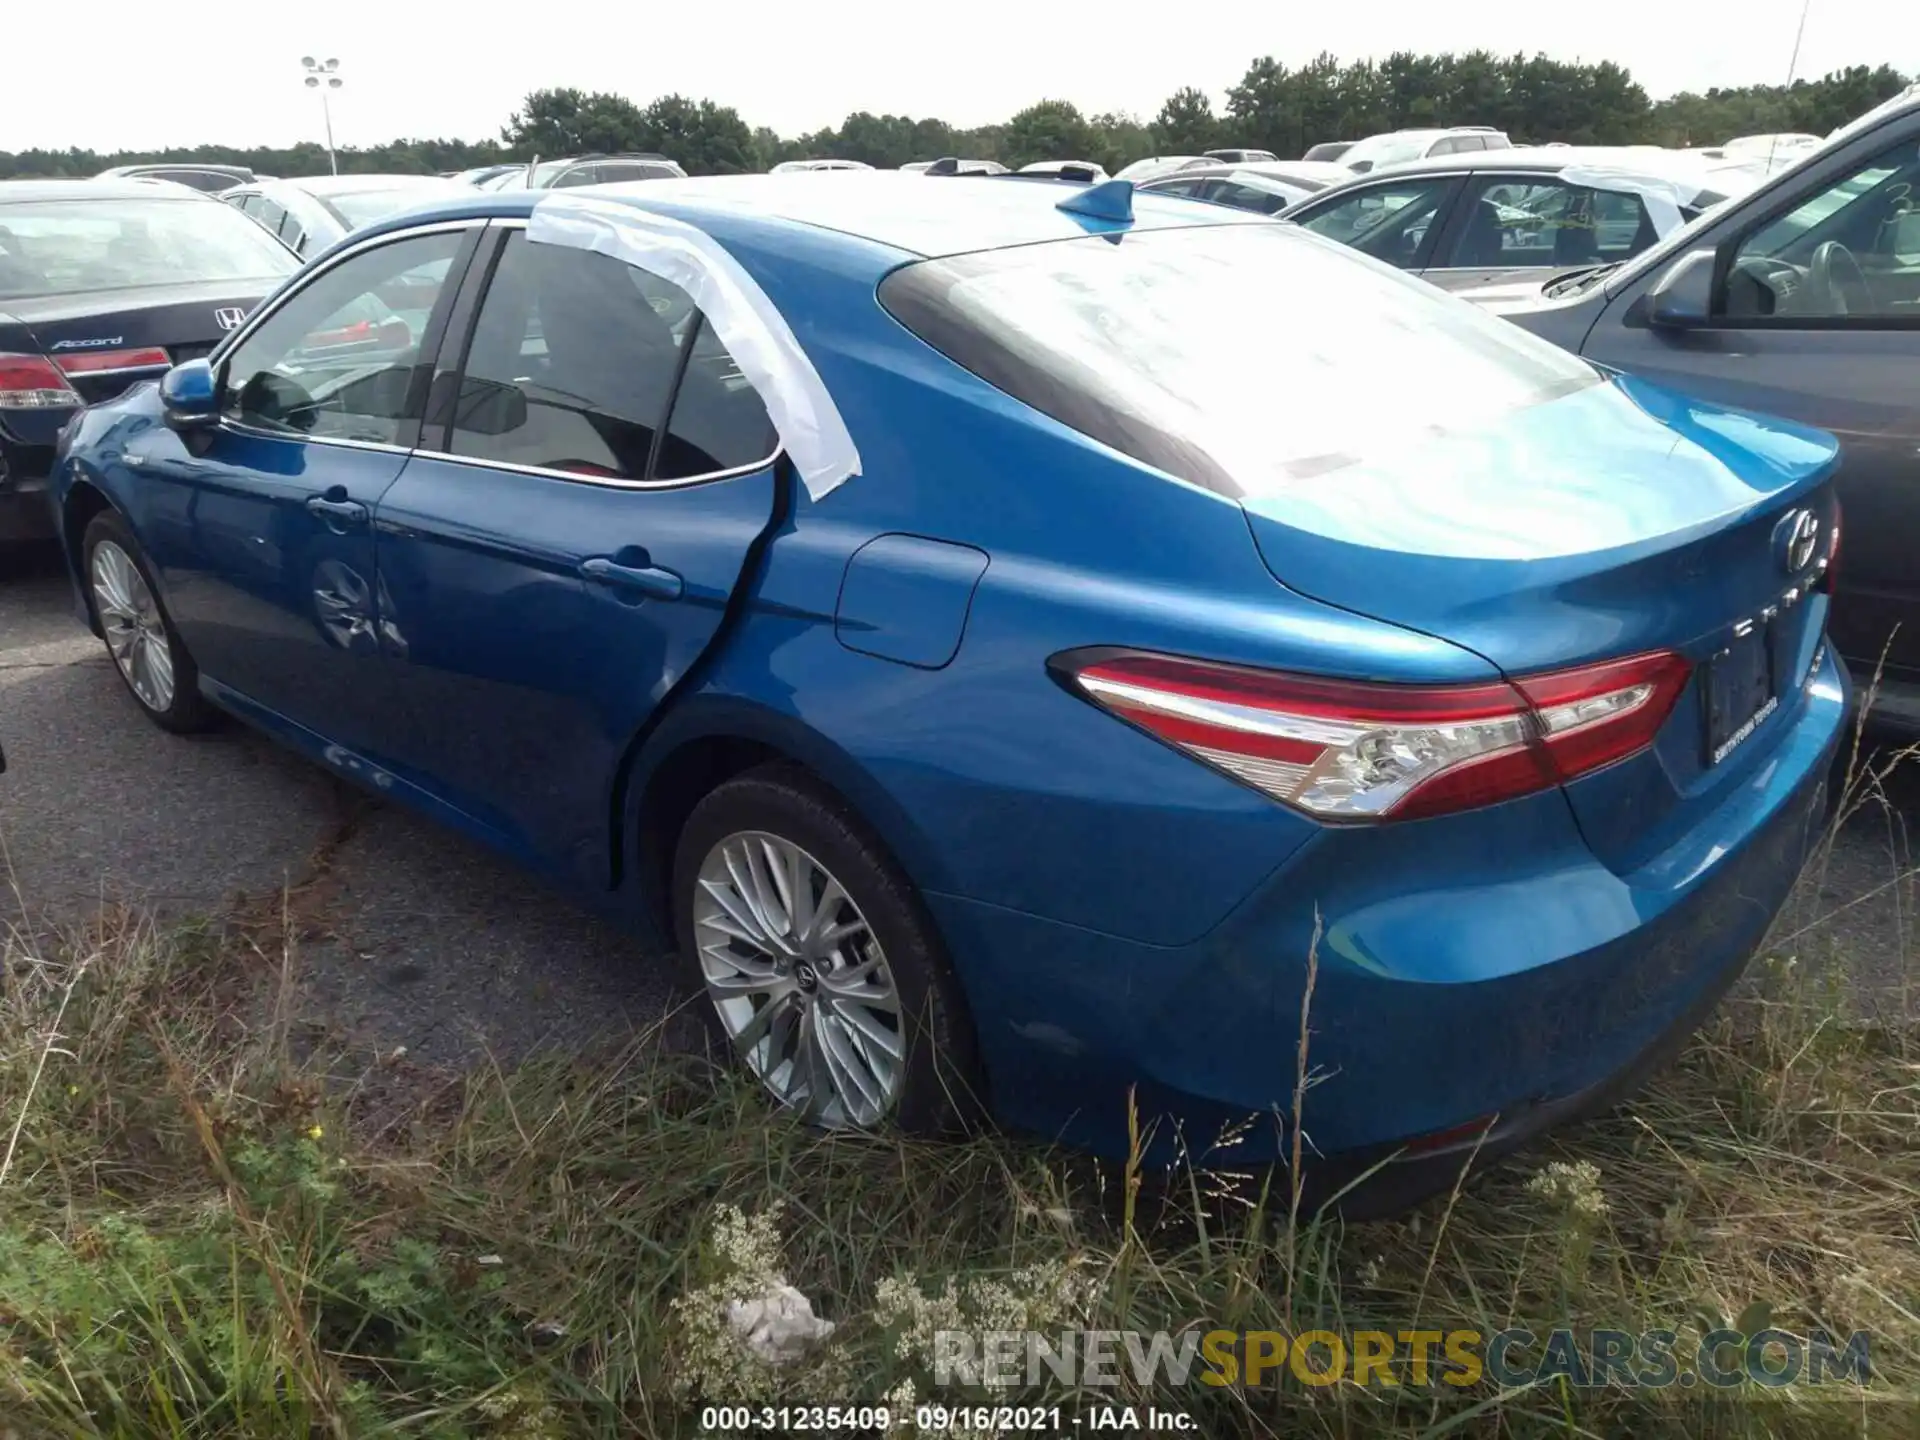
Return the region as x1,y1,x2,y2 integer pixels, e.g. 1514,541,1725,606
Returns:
1776,508,1820,575
214,307,247,331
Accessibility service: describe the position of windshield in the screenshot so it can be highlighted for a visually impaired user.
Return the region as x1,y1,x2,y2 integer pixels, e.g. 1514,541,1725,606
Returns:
879,223,1599,497
0,197,296,300
326,186,448,228
1341,134,1435,171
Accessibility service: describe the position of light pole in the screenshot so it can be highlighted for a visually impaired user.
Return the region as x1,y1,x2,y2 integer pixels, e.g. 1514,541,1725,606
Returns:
301,56,343,175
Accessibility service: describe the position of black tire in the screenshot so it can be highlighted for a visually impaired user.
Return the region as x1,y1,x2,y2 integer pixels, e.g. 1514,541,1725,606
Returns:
81,510,218,734
672,762,984,1136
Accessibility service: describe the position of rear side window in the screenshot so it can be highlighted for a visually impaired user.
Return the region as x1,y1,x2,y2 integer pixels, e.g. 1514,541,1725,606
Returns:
878,224,1598,498
447,232,773,481
655,319,778,478
1445,178,1657,269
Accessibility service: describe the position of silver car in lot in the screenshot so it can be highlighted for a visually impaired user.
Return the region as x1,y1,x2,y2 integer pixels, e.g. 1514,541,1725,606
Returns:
219,174,468,259
1339,126,1511,172
1136,160,1344,215
1279,146,1770,297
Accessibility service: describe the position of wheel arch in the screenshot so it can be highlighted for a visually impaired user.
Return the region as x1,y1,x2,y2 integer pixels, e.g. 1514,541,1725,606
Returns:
61,478,116,635
618,695,953,950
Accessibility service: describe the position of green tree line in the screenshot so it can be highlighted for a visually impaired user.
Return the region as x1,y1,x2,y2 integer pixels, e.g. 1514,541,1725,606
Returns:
2,54,1907,181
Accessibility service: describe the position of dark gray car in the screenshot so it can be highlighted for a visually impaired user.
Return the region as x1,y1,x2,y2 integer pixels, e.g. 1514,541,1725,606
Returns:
1281,149,1761,295
1498,96,1920,730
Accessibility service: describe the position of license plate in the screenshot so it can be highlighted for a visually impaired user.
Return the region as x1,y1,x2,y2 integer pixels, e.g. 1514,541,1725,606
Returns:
1703,622,1778,765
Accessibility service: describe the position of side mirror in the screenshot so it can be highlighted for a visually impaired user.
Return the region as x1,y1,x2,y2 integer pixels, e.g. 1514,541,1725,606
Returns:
1646,249,1718,330
160,358,218,432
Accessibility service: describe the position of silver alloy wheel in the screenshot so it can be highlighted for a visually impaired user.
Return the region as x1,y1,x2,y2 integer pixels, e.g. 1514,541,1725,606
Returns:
90,540,176,714
693,830,905,1128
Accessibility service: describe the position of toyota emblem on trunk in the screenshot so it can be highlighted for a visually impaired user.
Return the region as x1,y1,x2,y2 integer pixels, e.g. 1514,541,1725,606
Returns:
214,307,247,331
1777,508,1820,574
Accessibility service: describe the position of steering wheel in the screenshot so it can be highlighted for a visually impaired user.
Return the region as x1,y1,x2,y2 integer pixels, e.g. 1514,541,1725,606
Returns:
1810,240,1875,316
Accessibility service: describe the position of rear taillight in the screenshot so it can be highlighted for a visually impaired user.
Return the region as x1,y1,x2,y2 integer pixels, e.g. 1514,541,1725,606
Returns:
0,352,81,409
52,346,172,377
1058,647,1691,823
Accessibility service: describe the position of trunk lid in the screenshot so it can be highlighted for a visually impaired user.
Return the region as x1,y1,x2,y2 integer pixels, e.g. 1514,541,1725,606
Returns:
3,278,277,406
1240,371,1840,870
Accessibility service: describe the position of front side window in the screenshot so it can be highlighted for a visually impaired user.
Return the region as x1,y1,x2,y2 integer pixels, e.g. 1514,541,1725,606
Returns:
1722,139,1920,319
1443,179,1656,270
0,197,296,301
1294,178,1455,267
219,229,464,445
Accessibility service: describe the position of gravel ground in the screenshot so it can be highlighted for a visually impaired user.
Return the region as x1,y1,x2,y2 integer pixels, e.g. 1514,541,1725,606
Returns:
3,542,1914,1070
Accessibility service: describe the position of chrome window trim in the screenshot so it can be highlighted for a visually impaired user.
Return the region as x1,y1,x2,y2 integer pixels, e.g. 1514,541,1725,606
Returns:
215,418,415,457
405,446,782,491
437,216,784,489
211,219,485,365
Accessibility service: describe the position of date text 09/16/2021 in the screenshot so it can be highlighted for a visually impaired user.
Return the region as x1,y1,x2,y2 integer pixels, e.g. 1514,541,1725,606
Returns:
697,1403,1196,1433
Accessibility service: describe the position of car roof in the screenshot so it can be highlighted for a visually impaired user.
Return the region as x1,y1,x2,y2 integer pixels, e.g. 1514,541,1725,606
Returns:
360,171,1267,263
273,173,462,196
1330,145,1735,183
1,178,215,203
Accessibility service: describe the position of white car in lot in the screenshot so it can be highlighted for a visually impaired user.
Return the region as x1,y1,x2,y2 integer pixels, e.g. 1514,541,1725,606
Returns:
1279,145,1769,302
1340,126,1511,172
771,159,875,172
1018,160,1110,181
219,174,468,259
1112,155,1217,183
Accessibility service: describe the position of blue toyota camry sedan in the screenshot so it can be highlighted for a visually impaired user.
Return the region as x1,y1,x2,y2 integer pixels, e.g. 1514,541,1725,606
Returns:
49,173,1845,1208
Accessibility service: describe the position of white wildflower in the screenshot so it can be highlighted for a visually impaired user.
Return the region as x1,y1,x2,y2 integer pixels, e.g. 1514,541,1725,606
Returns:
1527,1160,1611,1222
669,1202,835,1400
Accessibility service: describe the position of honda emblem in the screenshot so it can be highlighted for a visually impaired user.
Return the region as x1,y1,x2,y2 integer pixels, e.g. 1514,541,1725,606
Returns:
214,307,247,331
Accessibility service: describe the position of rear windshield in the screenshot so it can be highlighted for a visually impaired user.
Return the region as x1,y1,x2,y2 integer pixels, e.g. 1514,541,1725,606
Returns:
0,197,296,300
1341,134,1437,170
327,186,445,228
878,223,1600,496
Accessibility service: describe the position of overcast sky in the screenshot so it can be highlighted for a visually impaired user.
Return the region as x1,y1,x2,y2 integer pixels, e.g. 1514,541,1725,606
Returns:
6,1,1914,153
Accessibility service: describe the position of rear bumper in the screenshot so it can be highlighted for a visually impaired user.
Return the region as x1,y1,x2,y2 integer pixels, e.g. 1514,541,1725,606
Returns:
931,645,1846,1193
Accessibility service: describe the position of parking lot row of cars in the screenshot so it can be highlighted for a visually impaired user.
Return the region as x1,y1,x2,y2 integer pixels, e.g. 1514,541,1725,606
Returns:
0,86,1914,1210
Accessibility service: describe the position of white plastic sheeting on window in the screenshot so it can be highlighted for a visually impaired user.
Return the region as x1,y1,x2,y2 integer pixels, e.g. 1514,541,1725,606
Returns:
1558,166,1705,238
527,191,861,500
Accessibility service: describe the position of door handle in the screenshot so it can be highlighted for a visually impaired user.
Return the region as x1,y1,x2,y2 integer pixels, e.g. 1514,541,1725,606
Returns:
305,495,369,528
579,555,684,601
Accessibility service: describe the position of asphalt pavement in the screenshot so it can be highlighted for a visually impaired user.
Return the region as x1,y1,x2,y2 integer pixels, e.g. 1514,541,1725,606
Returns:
1,543,671,1067
3,542,1915,1072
